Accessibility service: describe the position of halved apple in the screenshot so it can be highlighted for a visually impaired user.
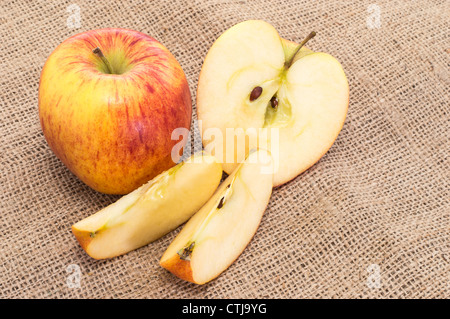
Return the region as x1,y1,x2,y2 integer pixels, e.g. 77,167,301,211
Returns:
197,20,349,186
72,153,222,259
160,149,273,284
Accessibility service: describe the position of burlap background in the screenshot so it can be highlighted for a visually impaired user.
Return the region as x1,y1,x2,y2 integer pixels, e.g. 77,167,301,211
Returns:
0,0,448,299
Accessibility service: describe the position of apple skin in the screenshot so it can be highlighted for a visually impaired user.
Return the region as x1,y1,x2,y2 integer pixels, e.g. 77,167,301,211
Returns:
39,28,191,194
161,257,194,282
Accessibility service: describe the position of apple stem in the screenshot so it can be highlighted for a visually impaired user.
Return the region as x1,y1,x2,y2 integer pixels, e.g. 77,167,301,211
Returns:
285,31,317,68
92,47,114,74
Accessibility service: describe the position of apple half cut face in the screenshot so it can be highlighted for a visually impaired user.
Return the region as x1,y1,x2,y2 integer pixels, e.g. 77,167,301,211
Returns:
72,153,222,259
197,20,349,186
160,149,273,284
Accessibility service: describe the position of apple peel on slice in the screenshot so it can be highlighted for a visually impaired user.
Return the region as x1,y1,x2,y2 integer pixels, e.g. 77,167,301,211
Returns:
72,153,222,259
160,149,273,284
197,20,349,186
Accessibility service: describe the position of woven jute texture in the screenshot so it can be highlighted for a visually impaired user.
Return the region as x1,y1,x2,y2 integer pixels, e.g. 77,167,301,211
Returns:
0,0,448,299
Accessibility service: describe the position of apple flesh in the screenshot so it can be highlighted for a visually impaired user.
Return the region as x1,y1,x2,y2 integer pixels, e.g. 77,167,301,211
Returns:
39,28,191,194
197,20,349,186
160,149,273,284
72,153,222,259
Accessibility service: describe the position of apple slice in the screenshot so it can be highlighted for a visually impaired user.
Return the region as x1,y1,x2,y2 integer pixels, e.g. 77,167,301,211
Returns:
197,20,349,186
160,149,273,284
72,153,222,259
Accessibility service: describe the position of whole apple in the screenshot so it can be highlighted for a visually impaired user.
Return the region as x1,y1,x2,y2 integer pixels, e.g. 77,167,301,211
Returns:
39,28,192,194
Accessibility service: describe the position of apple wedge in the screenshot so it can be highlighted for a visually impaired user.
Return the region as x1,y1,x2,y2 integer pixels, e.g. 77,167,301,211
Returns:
72,153,222,259
160,149,273,284
197,20,349,186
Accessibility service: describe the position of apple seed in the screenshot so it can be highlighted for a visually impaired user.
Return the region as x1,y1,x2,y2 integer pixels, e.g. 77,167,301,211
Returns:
270,96,278,109
250,86,263,101
217,197,225,209
217,182,233,209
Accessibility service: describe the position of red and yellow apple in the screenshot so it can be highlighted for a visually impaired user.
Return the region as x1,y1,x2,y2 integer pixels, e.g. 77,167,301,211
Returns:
39,28,191,194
